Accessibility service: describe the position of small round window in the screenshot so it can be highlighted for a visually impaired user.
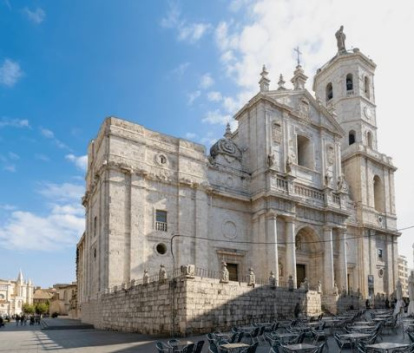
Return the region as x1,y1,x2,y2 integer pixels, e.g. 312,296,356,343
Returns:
156,243,167,255
379,268,384,278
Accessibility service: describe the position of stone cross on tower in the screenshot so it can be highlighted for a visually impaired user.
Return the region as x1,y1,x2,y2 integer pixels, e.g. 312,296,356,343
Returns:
294,46,302,66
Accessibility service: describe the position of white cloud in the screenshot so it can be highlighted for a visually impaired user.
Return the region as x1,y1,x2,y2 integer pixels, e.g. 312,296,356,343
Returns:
161,2,211,44
0,182,85,251
8,152,19,160
185,132,197,140
66,154,87,171
200,73,214,89
3,164,16,173
0,204,16,211
202,110,232,126
35,154,50,162
37,182,84,203
187,90,201,105
171,62,190,77
23,7,46,24
0,59,23,87
0,117,29,128
40,127,70,150
178,23,211,43
207,91,223,102
40,128,54,139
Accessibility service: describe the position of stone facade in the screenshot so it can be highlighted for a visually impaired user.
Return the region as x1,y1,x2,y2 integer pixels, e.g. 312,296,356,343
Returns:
81,274,321,335
0,271,34,316
78,29,400,330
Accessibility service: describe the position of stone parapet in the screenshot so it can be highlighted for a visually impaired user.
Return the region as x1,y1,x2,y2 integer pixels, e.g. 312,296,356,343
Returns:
80,275,322,336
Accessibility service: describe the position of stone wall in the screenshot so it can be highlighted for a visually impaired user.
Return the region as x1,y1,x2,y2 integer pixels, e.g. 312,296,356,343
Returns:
81,275,322,336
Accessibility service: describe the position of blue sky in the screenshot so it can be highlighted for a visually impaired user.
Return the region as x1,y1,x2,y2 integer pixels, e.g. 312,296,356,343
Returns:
1,0,414,287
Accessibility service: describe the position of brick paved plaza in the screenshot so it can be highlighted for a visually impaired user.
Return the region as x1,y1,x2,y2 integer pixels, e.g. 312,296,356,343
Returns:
0,316,411,352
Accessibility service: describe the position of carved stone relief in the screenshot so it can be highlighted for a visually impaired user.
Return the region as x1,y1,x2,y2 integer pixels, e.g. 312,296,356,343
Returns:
222,221,237,239
272,122,282,144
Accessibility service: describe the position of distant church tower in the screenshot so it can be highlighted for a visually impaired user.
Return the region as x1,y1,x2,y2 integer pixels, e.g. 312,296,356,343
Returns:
313,27,399,297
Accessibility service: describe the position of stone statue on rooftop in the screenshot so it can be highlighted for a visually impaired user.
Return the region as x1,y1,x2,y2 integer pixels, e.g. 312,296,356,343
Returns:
335,26,346,53
159,265,167,283
221,261,229,283
248,268,256,287
269,271,276,288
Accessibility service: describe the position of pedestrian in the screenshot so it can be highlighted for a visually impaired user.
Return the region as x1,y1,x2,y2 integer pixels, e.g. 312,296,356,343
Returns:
15,314,20,326
294,302,301,318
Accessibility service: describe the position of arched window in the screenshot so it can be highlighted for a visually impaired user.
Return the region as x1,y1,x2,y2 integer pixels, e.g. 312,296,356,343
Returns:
367,131,373,148
349,130,356,145
346,74,353,91
364,76,370,99
373,175,385,212
326,83,333,101
297,135,314,169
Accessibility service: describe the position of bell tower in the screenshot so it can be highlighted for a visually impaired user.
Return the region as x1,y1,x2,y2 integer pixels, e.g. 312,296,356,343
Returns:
313,27,399,297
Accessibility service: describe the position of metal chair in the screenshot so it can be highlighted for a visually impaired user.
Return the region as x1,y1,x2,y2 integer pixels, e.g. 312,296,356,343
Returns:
156,341,173,353
333,333,353,353
181,343,195,353
193,341,204,353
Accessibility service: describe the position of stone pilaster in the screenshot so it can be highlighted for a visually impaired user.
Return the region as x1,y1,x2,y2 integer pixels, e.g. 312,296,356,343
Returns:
338,228,348,293
267,213,279,284
323,226,335,293
285,217,297,288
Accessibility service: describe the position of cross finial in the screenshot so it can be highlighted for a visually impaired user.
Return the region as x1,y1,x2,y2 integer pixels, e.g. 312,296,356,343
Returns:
294,46,302,66
224,123,232,138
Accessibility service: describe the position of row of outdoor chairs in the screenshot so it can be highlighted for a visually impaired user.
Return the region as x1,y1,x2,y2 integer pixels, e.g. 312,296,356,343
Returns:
155,339,204,353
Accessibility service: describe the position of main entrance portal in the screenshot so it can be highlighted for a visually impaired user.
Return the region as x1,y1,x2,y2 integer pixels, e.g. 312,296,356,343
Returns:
296,264,306,286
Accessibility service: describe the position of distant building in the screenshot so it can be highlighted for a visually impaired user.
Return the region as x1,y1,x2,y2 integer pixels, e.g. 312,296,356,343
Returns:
398,255,409,297
0,271,33,316
32,288,54,306
49,282,77,316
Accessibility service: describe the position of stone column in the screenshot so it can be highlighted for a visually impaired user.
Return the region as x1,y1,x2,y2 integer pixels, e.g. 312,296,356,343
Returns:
323,226,335,293
338,228,348,293
285,217,297,288
267,214,279,284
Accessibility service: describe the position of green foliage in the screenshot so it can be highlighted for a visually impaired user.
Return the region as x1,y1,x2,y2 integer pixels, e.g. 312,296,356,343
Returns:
22,303,35,314
35,302,49,315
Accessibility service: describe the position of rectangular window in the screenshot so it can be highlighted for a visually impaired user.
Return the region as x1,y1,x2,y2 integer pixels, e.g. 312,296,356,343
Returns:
227,263,238,281
155,210,167,232
378,249,383,259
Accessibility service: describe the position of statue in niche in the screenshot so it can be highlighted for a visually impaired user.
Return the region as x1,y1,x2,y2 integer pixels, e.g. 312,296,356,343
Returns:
269,271,276,287
143,269,149,285
324,169,333,188
286,156,293,174
159,265,167,283
248,268,256,287
337,174,349,193
221,261,229,283
335,26,346,53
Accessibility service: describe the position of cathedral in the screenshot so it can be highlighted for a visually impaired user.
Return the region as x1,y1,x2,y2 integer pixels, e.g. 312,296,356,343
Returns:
78,28,399,313
0,271,33,316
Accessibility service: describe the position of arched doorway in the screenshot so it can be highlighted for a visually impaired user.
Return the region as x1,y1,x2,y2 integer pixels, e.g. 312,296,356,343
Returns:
295,226,324,289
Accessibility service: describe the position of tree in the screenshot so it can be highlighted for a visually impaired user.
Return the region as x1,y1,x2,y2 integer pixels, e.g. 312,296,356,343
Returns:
35,302,49,315
22,303,35,314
